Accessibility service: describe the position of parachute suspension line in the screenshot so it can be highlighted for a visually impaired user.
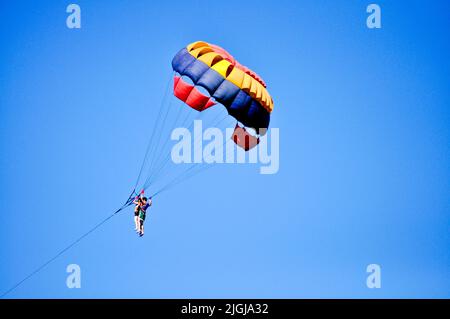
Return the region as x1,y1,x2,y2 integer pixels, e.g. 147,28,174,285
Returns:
151,133,235,198
0,194,133,299
150,116,234,196
147,112,229,187
142,92,191,188
141,81,175,189
133,73,173,191
149,113,229,185
143,89,213,190
142,106,205,190
143,109,205,189
163,116,235,190
165,137,235,195
151,163,201,198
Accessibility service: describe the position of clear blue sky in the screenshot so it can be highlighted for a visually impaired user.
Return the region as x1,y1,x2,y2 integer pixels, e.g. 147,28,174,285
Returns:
1,0,449,298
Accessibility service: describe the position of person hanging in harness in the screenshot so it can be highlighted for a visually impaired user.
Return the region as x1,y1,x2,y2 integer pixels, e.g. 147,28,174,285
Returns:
137,196,152,237
132,191,145,233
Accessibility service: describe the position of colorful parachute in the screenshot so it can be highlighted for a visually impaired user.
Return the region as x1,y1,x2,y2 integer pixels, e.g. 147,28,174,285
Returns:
172,41,274,150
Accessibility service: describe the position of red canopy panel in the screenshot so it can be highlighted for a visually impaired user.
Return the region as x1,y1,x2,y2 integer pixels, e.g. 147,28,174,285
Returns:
232,124,260,151
174,76,216,111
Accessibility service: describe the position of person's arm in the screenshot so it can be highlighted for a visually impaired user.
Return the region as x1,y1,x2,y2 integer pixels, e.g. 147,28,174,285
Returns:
133,196,143,205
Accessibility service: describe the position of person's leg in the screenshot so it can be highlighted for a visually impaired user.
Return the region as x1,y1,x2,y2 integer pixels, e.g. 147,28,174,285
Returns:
134,216,139,230
139,219,144,236
134,208,138,230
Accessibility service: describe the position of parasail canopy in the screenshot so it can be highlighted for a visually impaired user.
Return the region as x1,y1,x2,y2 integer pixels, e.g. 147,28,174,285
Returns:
172,41,274,150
